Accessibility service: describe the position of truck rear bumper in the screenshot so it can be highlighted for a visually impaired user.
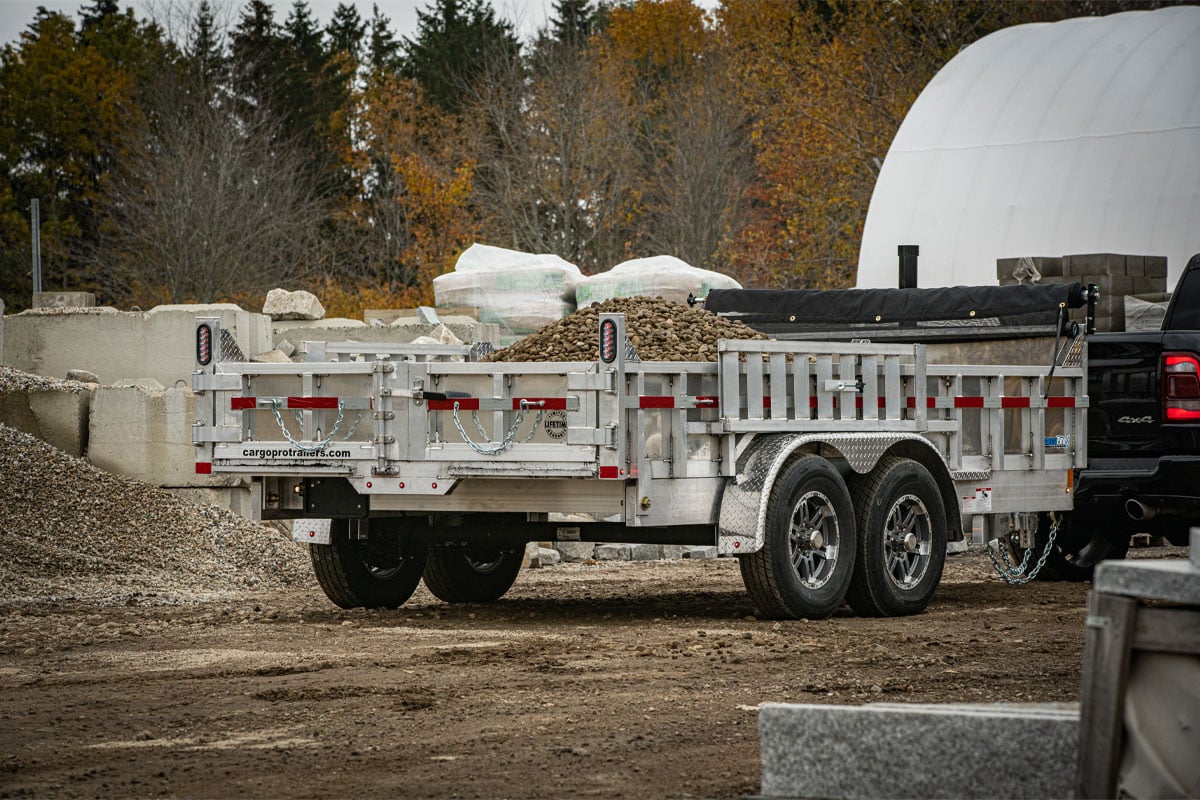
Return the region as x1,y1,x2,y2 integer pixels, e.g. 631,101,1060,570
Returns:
1074,456,1200,512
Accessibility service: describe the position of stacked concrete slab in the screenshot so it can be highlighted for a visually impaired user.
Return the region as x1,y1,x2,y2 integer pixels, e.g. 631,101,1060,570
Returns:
0,372,93,457
996,253,1168,332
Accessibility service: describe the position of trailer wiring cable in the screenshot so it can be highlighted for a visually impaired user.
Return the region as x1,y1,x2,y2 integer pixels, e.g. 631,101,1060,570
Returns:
987,513,1060,585
451,399,544,455
1043,304,1067,400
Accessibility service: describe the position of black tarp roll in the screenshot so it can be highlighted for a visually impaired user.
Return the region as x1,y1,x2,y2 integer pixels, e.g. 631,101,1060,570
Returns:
705,283,1086,327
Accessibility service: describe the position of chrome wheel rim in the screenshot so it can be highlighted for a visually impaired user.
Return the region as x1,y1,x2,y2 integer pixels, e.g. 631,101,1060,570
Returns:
883,494,932,590
788,490,840,590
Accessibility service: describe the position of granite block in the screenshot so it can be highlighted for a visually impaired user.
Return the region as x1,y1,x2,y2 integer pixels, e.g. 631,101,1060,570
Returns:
554,542,596,562
1145,257,1168,279
759,702,1079,799
629,543,662,561
594,543,631,561
683,546,718,560
1093,557,1200,605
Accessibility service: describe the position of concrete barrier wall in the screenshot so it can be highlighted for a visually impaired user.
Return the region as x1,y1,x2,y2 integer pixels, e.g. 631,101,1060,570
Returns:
2,304,271,386
88,381,244,489
0,387,92,457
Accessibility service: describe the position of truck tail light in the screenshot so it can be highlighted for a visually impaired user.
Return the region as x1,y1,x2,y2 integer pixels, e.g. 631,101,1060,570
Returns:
599,318,617,363
1163,352,1200,421
197,323,213,366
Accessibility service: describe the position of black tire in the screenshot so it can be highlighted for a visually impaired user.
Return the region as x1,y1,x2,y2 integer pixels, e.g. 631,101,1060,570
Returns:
846,456,947,617
310,518,427,609
739,455,856,620
1034,511,1130,582
422,546,524,603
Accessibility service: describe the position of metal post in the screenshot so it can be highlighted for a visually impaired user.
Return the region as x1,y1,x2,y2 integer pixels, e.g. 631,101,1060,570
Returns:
31,199,42,293
898,244,919,289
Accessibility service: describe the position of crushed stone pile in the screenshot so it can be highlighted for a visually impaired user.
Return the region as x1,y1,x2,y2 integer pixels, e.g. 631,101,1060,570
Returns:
0,423,312,606
487,296,767,362
0,365,92,395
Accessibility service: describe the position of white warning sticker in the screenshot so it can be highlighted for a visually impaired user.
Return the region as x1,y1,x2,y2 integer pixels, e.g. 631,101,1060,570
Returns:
961,487,993,514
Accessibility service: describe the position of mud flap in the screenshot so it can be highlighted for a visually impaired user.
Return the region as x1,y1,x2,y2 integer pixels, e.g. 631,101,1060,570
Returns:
717,434,804,555
291,518,332,545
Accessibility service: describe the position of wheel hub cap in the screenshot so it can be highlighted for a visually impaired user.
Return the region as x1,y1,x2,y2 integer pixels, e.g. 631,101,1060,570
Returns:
903,532,919,553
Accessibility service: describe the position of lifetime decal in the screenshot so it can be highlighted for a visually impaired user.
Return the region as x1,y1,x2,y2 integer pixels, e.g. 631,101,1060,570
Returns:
543,409,567,440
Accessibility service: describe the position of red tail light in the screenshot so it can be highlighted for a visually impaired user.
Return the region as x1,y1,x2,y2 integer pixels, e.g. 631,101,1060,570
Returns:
1163,352,1200,422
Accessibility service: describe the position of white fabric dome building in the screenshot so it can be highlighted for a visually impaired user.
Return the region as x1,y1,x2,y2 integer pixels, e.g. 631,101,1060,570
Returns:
857,7,1200,289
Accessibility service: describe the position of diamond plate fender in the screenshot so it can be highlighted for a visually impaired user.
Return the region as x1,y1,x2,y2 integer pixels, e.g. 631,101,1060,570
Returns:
717,432,949,555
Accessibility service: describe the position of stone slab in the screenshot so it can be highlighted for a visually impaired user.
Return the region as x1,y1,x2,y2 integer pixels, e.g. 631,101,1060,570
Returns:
759,702,1079,799
277,321,499,352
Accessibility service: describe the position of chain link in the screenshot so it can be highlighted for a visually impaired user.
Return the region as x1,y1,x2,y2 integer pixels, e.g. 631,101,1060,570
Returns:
451,400,544,456
987,514,1060,585
269,400,347,452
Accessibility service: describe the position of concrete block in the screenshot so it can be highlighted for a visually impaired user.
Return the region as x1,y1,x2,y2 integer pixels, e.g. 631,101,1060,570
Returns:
33,291,95,308
759,702,1079,799
1,298,5,363
683,545,718,559
1125,255,1145,276
629,543,661,561
89,382,241,488
0,387,92,456
555,542,596,562
278,319,500,352
263,288,325,320
594,543,631,561
3,304,271,387
1094,557,1200,605
1145,256,1168,279
1132,275,1168,295
1065,253,1126,277
662,544,686,560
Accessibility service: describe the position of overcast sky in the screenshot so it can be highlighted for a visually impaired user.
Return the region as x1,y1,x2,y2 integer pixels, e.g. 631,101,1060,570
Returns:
0,0,555,48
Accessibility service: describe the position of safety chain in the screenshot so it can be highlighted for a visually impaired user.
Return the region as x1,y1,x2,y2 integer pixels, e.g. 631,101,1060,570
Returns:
270,399,347,452
288,407,362,443
451,399,543,456
987,514,1060,585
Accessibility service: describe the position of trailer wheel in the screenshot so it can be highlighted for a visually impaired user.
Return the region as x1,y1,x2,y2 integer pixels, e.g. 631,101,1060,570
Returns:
310,518,427,609
846,457,946,617
739,455,856,620
1034,511,1129,582
422,546,524,603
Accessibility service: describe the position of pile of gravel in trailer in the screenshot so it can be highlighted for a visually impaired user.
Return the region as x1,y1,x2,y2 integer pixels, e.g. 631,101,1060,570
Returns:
0,423,311,606
487,296,767,362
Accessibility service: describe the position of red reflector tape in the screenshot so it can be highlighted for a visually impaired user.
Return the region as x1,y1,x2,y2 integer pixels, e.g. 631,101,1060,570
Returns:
230,397,257,410
287,397,339,409
195,462,213,474
513,397,568,411
1046,397,1076,408
599,466,620,479
953,396,985,409
904,397,938,409
429,398,479,411
639,396,675,409
1001,397,1031,408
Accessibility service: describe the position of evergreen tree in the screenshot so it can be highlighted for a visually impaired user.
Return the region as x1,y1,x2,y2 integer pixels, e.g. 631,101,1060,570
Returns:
549,0,599,47
230,0,280,104
187,0,225,89
326,2,365,61
402,0,520,114
367,5,400,73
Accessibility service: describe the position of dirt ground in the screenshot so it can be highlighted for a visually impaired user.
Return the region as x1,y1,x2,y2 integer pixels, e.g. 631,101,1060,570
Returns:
0,547,1187,800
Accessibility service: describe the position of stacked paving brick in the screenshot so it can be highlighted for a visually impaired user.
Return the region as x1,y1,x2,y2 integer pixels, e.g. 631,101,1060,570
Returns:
996,253,1168,332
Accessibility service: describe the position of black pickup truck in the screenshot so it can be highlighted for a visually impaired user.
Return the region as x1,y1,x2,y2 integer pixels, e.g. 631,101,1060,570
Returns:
1040,252,1200,579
